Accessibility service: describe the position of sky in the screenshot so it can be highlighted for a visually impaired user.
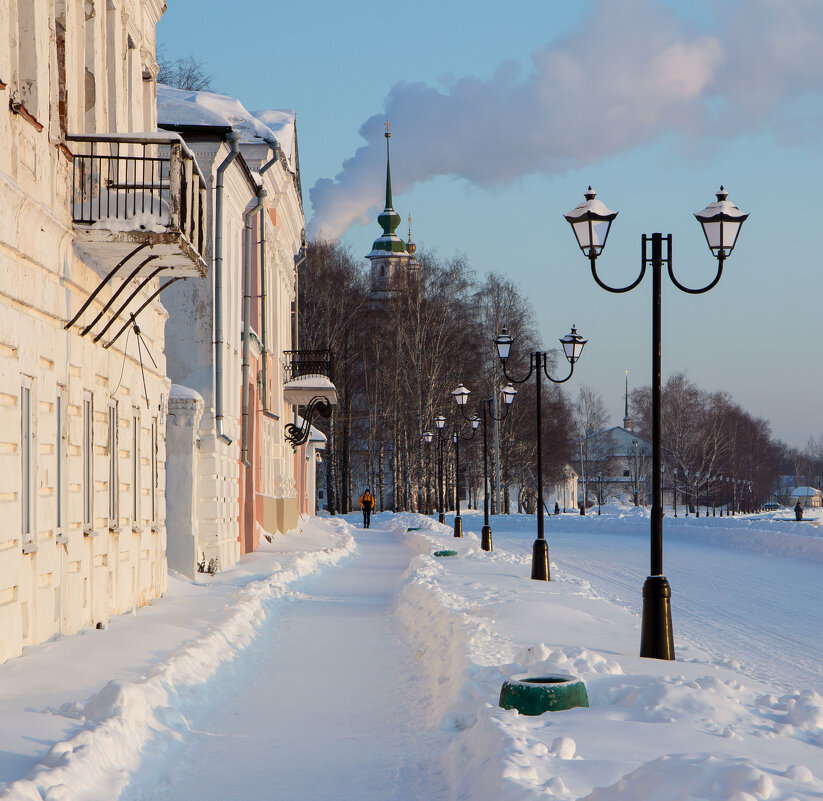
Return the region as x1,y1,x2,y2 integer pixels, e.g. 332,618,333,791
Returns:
157,0,823,449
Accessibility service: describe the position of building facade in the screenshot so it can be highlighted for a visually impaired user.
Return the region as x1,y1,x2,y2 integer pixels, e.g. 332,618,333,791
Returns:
158,86,332,577
0,0,205,662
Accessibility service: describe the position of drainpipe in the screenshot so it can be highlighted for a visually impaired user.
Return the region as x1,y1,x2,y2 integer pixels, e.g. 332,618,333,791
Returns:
214,131,240,445
292,237,307,428
241,188,266,468
258,148,279,420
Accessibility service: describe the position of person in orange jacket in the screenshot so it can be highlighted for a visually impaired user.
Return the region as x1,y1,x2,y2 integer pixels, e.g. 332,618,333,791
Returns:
359,488,375,528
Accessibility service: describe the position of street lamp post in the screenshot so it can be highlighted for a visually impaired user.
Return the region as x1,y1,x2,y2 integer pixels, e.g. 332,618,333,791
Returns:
673,468,678,517
494,325,587,580
434,414,447,524
597,472,603,515
452,381,517,551
451,415,479,537
633,440,640,506
423,431,434,514
565,185,747,660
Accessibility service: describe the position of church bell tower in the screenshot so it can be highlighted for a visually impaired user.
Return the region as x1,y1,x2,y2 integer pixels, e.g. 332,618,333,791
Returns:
366,123,418,302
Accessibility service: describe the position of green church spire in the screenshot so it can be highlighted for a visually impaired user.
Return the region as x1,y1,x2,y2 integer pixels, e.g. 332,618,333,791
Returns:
369,120,407,256
385,121,393,211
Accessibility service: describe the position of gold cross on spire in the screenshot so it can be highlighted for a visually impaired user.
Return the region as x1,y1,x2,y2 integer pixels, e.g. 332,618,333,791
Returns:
385,120,391,138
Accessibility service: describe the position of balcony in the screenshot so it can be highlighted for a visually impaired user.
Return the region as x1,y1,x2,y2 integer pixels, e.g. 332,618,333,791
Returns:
283,349,333,382
282,349,337,407
67,133,207,278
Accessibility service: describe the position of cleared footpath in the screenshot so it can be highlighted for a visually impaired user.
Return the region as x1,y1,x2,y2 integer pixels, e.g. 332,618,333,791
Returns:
120,526,453,801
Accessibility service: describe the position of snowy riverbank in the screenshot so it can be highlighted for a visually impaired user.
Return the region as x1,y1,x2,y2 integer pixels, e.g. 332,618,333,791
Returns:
1,507,821,800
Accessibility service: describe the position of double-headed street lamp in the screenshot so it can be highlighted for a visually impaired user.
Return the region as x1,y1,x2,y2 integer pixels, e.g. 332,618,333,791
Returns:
564,185,747,660
451,414,479,537
451,381,518,551
494,325,587,581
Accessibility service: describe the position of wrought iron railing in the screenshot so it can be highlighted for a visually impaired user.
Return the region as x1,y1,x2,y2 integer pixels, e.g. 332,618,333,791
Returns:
283,349,333,381
67,134,206,257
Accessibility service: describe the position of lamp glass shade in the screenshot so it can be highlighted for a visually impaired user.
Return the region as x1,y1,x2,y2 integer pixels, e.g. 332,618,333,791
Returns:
694,187,748,257
559,325,587,364
494,328,513,361
564,187,618,256
434,414,446,429
423,431,433,443
451,383,471,406
502,383,517,405
471,415,480,429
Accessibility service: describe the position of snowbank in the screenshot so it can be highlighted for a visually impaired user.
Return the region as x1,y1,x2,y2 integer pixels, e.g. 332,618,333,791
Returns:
0,518,355,801
388,511,823,801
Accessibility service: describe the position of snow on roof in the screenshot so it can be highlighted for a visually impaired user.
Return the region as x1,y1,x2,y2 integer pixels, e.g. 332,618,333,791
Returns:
251,109,296,163
157,86,295,167
169,384,204,403
790,486,821,496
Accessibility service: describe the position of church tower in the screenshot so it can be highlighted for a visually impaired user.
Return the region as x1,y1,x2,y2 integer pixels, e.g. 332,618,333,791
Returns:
366,123,418,302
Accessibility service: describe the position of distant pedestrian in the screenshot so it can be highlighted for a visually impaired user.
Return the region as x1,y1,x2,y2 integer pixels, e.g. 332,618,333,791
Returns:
795,501,804,521
359,488,375,528
554,502,560,516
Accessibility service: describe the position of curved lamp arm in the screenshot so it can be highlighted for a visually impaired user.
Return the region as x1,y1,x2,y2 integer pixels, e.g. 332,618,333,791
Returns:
543,356,575,385
501,352,536,385
486,396,511,422
590,254,647,294
667,256,724,295
454,424,478,443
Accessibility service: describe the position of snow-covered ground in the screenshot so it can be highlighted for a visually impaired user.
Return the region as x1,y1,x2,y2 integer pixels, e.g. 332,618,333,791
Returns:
1,506,821,800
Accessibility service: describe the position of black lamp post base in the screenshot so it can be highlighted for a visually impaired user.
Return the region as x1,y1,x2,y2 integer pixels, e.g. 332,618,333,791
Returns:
531,538,550,581
438,512,445,524
481,525,492,551
454,517,463,538
639,575,675,660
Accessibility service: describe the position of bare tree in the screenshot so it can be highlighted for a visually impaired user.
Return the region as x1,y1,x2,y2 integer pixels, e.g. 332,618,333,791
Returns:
156,46,214,92
571,386,609,508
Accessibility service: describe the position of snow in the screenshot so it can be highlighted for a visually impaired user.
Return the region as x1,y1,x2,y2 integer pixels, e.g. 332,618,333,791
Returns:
251,109,296,161
169,384,203,402
1,507,822,800
89,212,167,234
789,486,820,497
157,86,297,173
283,374,336,388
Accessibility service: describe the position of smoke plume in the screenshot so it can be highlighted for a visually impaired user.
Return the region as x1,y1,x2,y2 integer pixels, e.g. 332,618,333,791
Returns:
309,0,823,240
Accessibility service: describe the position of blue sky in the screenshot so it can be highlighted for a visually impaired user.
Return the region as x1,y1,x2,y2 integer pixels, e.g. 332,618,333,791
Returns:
158,0,823,449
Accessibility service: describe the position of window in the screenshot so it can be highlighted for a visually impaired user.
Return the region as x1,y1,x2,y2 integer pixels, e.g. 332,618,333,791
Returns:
16,0,41,120
83,396,92,531
21,385,32,538
132,412,140,526
56,390,64,533
108,403,119,528
150,418,158,528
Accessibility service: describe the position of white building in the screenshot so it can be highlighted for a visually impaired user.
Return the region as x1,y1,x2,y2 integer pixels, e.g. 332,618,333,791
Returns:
158,86,334,577
787,487,822,508
0,0,205,662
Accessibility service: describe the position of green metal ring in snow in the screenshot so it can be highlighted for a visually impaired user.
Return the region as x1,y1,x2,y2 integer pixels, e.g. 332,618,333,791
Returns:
433,550,458,557
499,674,589,715
406,527,422,531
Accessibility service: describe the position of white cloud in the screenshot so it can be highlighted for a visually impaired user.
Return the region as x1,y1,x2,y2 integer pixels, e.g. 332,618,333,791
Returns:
309,0,823,241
